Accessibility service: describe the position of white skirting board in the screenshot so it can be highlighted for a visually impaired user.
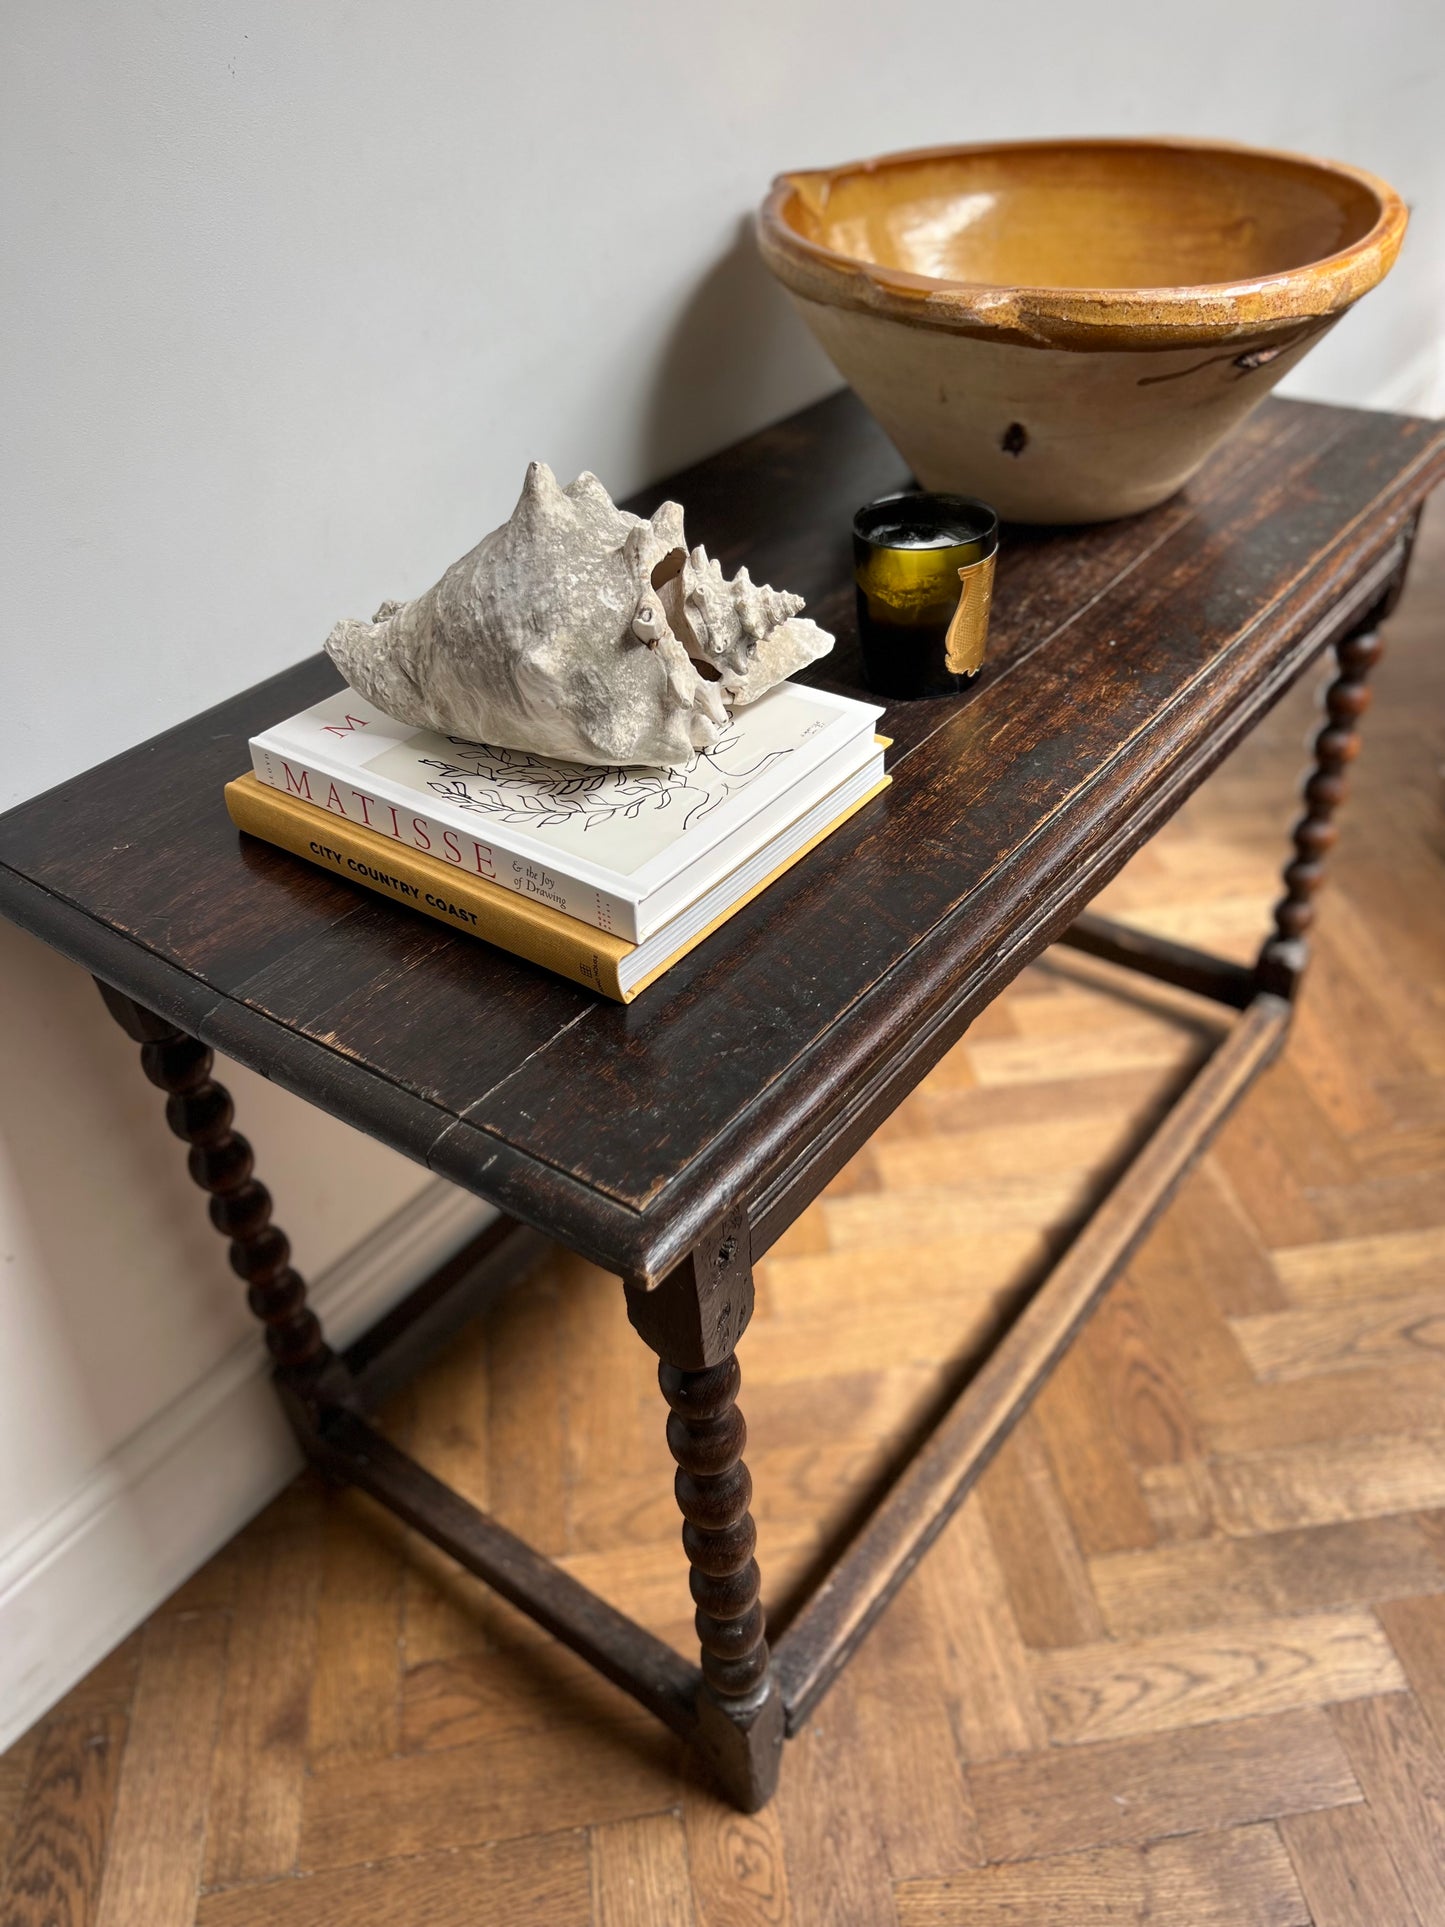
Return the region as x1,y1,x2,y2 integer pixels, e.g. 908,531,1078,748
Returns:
0,1180,497,1755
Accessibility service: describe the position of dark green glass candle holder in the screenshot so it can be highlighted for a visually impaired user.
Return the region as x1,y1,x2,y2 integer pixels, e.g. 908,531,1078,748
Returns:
853,492,999,699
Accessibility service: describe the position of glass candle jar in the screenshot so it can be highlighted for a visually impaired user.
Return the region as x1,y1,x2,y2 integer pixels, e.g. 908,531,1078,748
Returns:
853,492,999,699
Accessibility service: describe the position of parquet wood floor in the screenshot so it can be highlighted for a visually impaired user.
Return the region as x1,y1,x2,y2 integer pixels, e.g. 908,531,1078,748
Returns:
3,501,1442,1926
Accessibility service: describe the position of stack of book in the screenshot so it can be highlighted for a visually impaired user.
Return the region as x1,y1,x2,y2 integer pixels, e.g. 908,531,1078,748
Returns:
226,682,887,1002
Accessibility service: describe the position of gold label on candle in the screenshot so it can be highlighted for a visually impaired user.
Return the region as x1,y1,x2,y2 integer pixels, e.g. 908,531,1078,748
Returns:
852,490,999,699
943,554,996,677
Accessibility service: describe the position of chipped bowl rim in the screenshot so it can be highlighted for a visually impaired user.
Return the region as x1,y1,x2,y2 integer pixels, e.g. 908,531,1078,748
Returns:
756,135,1408,352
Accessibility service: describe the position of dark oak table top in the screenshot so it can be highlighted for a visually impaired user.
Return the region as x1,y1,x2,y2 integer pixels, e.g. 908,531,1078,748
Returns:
3,393,1441,1283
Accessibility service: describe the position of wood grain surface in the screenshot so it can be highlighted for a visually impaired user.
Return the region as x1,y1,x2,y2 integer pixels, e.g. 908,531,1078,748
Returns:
11,489,1445,1919
3,498,1443,1919
1,393,1439,1281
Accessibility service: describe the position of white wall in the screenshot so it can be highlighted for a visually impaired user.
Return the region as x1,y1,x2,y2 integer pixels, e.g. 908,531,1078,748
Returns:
2,0,1442,1746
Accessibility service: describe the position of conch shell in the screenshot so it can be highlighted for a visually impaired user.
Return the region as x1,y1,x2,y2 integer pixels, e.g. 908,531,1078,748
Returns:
324,464,833,767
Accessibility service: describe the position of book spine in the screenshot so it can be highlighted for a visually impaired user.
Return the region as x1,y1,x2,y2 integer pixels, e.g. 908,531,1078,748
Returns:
248,745,640,942
225,779,627,1002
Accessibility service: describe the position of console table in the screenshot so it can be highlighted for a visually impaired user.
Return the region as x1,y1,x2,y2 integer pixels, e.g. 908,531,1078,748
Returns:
1,392,1439,1811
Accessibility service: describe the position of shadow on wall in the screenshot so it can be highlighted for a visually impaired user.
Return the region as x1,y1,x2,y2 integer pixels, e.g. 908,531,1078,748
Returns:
634,215,839,486
0,919,430,1540
0,926,235,1497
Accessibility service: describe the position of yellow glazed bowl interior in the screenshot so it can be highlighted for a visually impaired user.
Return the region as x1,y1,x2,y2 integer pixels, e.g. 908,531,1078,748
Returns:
758,139,1407,521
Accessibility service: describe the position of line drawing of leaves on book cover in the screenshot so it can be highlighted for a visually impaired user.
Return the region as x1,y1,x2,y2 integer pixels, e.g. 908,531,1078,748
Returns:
417,724,796,834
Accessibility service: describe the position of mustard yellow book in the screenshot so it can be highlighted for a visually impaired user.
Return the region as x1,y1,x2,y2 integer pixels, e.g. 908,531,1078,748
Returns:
225,757,889,1003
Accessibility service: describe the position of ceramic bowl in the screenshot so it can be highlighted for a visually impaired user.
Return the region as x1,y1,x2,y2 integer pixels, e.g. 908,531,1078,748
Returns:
757,138,1407,523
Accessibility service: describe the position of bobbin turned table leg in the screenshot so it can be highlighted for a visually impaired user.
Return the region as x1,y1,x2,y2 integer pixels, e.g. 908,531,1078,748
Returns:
93,981,350,1416
625,1206,784,1811
1255,625,1384,1001
1255,529,1418,1002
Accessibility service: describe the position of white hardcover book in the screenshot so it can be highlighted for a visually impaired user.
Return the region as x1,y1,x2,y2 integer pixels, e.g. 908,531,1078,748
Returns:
249,682,884,942
615,747,887,996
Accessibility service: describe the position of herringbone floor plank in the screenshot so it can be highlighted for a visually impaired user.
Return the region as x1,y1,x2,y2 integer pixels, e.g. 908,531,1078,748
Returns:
2,501,1441,1924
